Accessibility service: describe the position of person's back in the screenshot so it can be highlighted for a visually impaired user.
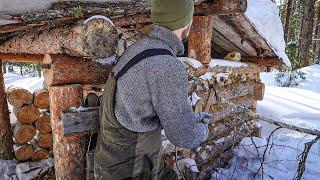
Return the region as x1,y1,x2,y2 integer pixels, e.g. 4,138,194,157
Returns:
94,0,214,179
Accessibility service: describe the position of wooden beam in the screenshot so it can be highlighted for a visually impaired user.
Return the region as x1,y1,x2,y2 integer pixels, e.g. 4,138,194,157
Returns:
188,16,213,64
0,62,15,159
253,82,265,101
0,19,119,59
242,56,283,67
49,84,88,179
194,0,247,15
0,53,43,63
43,54,112,86
61,107,99,136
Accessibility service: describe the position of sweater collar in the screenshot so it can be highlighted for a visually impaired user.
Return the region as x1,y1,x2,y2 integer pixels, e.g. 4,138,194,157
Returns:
147,25,185,56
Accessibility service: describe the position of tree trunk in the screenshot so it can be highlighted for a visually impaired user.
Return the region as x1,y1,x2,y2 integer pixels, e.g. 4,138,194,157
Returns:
14,105,40,123
33,89,49,109
43,54,112,86
13,123,37,144
299,0,316,68
0,62,14,159
35,113,52,133
284,0,293,42
7,87,33,107
188,16,213,64
313,5,320,63
0,19,119,59
14,144,34,161
49,84,88,180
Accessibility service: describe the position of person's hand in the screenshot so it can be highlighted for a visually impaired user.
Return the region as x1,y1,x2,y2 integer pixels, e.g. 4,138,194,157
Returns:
197,112,214,124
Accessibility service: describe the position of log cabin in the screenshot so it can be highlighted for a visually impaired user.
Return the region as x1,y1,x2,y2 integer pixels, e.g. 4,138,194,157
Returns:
0,0,290,179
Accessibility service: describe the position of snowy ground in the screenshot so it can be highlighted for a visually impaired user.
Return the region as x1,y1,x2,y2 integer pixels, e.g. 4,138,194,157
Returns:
212,65,320,180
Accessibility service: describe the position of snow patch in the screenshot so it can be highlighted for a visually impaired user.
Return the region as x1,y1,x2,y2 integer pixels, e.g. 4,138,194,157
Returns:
178,57,203,69
209,59,248,68
199,72,214,81
245,0,291,66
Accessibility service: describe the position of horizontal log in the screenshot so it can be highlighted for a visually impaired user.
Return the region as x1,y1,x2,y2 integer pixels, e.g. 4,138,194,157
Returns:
242,56,284,67
33,89,50,109
35,113,52,133
14,144,34,161
0,19,119,59
0,53,43,63
36,133,53,148
43,54,112,86
14,105,40,124
13,123,36,144
7,87,33,107
61,107,100,136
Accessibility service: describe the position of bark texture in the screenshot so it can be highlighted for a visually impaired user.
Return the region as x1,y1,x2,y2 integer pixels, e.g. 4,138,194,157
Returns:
49,84,88,180
43,54,111,86
0,62,14,159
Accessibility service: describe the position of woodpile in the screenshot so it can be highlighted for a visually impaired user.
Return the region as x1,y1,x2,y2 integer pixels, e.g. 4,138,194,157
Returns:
7,88,53,161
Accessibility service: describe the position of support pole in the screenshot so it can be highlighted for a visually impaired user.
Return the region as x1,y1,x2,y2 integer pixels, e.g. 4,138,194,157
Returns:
188,16,213,64
0,62,14,159
49,84,88,179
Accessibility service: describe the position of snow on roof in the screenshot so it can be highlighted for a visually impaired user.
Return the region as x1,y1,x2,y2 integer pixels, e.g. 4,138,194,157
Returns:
0,19,18,25
245,0,291,67
209,59,248,68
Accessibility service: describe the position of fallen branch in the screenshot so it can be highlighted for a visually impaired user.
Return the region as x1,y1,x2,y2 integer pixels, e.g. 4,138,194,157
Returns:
294,135,320,180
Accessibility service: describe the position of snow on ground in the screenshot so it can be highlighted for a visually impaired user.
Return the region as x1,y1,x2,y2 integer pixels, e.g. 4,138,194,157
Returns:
212,65,320,179
245,0,291,67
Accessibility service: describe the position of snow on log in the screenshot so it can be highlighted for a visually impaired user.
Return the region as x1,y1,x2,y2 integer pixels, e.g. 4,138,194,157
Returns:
43,54,111,86
33,89,49,109
14,105,40,124
49,84,88,179
188,16,213,64
7,87,33,107
13,123,36,144
0,19,119,59
36,133,53,149
35,113,52,133
14,144,34,161
0,62,14,159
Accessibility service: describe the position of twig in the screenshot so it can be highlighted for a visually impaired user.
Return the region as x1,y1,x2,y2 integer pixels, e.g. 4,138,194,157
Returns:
294,135,320,180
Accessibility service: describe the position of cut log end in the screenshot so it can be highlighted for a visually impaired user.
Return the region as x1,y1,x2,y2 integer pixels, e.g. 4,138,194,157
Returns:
14,105,40,123
13,123,36,144
14,144,34,161
35,113,52,133
37,133,53,148
33,89,50,109
7,88,33,107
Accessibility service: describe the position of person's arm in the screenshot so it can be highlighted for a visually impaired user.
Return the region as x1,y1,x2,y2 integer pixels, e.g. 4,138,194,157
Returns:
146,56,211,149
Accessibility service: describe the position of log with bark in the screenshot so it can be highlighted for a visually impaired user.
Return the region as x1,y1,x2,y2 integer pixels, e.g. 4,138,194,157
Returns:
43,54,112,86
13,123,36,144
30,139,49,161
0,19,119,59
7,88,33,107
14,105,40,123
36,133,53,149
33,89,50,109
14,144,34,161
0,62,15,159
35,113,52,133
49,84,89,179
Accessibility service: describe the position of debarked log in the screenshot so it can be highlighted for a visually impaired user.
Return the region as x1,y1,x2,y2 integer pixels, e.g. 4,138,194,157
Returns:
43,54,112,86
0,19,119,59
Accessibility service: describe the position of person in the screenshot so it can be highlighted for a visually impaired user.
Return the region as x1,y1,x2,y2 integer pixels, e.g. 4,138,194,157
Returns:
94,0,213,179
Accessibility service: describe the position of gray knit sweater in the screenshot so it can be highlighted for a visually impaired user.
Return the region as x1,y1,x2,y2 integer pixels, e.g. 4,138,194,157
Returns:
113,25,208,149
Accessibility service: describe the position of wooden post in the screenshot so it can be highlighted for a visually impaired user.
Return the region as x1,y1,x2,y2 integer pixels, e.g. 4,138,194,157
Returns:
188,16,213,64
0,61,14,159
49,84,88,179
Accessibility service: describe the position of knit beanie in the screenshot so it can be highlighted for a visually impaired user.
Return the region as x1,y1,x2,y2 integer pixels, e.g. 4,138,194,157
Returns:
151,0,194,31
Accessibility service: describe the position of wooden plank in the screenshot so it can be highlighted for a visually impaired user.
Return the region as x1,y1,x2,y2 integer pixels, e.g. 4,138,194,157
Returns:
61,107,100,136
212,15,257,56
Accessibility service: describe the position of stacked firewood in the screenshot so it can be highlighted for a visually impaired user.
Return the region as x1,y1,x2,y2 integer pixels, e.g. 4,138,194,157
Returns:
7,88,53,161
163,58,262,174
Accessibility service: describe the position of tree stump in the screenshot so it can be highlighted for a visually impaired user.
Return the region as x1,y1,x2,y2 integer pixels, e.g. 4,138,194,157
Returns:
49,84,88,180
33,89,50,109
13,123,36,144
35,113,52,133
188,16,213,64
0,62,14,159
36,133,53,148
7,88,33,107
14,144,34,161
14,105,40,123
